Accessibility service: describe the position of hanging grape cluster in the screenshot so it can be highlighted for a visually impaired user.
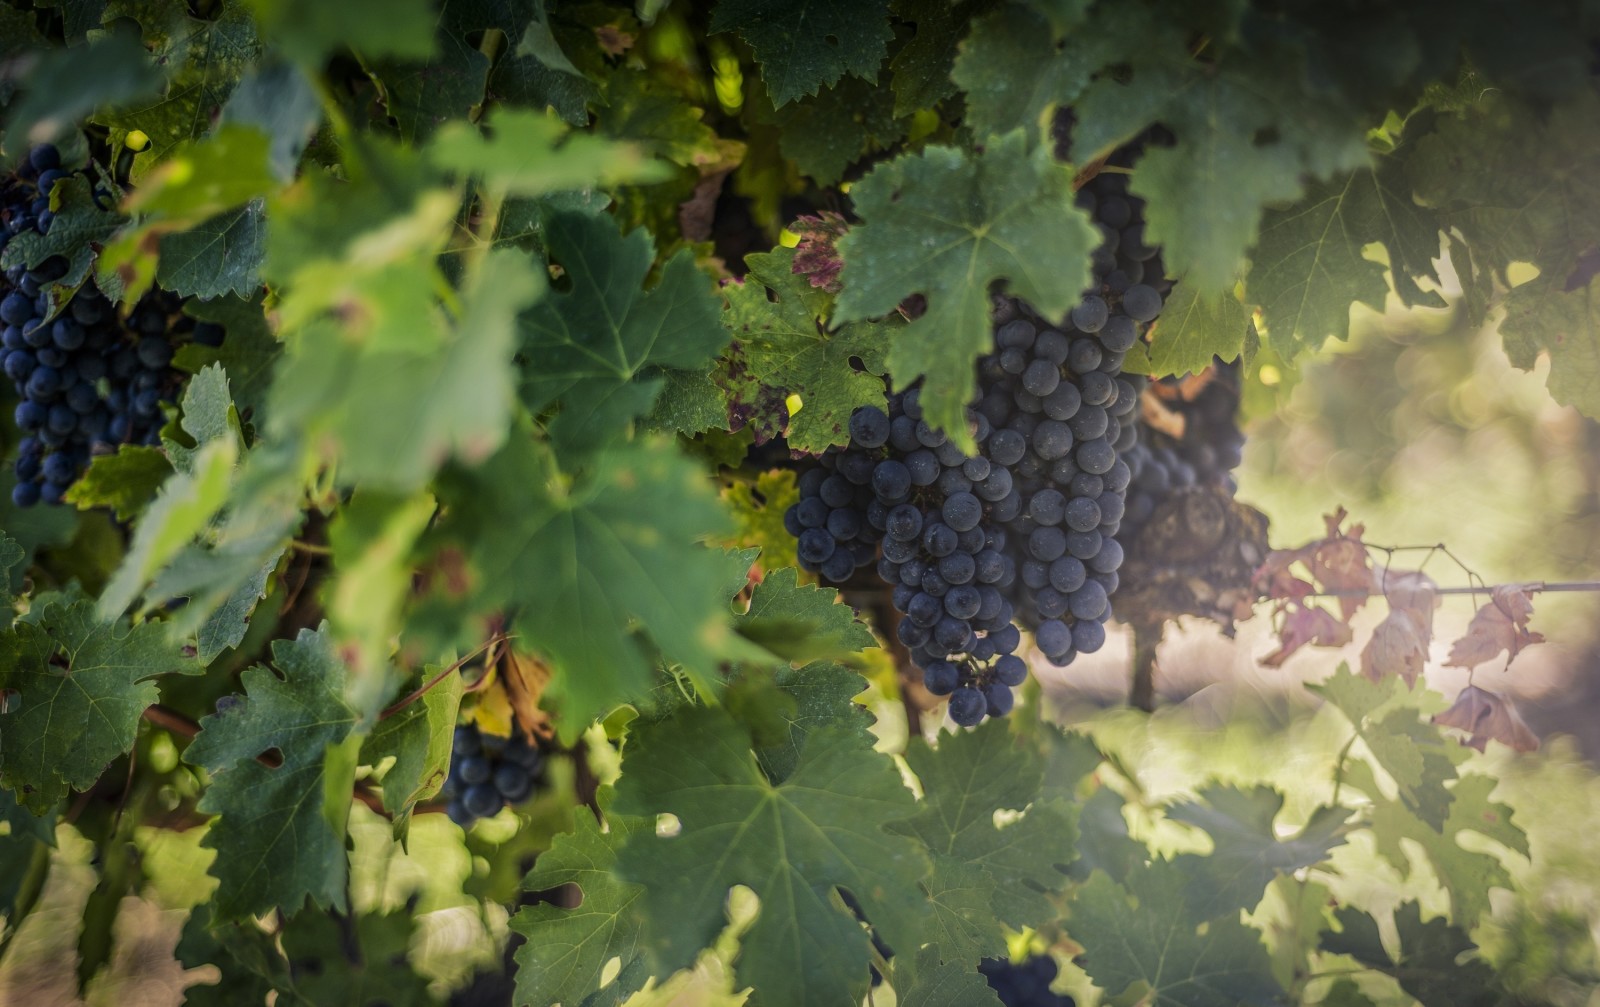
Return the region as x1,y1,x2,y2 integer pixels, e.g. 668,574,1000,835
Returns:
1121,360,1246,539
784,163,1170,725
443,723,549,827
980,955,1076,1007
1,144,224,507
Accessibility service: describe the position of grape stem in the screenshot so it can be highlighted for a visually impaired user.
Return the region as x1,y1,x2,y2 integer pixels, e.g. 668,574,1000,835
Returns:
377,631,511,720
1299,580,1600,598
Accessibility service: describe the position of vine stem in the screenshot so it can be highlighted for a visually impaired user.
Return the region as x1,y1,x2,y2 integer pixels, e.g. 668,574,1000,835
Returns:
1330,731,1360,806
378,632,510,720
1300,579,1600,598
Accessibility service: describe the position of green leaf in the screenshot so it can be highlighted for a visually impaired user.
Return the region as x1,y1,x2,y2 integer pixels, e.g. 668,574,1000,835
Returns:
835,131,1098,440
521,212,729,452
510,808,650,1007
185,625,359,918
0,788,54,917
1125,283,1251,377
1251,158,1444,358
270,248,544,489
64,446,174,522
0,596,198,812
450,0,597,125
0,175,123,295
246,0,435,67
710,0,894,107
430,107,667,195
734,565,878,663
1310,664,1461,830
898,946,1005,1006
220,60,322,183
362,666,463,832
889,0,991,119
950,2,1094,141
757,73,904,185
157,200,266,299
1500,275,1600,421
596,70,727,169
1322,902,1501,1007
175,294,280,421
0,532,24,611
374,40,491,144
921,857,1007,966
1166,786,1353,916
194,557,273,664
125,124,277,221
279,909,438,1006
2,31,162,154
435,434,748,734
614,706,930,1007
893,721,1078,930
1358,766,1525,928
1072,863,1286,1007
1071,13,1369,290
757,660,872,784
96,0,262,175
721,247,890,453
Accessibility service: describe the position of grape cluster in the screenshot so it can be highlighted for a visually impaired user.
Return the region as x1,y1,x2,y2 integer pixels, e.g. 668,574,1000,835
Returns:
980,955,1075,1007
2,144,224,507
1121,361,1245,537
443,723,547,827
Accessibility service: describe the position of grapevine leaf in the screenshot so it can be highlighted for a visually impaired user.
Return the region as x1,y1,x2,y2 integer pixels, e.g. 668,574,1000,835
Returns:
271,248,544,489
1072,864,1286,1007
1355,765,1526,928
757,660,872,784
0,4,48,105
1251,159,1444,358
1126,283,1251,377
510,809,649,1007
898,946,1005,1007
735,566,877,663
614,706,930,1007
185,625,359,918
1,31,161,154
1166,786,1353,916
373,38,490,144
157,199,266,299
835,131,1097,440
1501,275,1600,421
723,248,890,452
64,446,174,522
710,0,894,108
458,0,598,125
0,788,54,916
434,434,751,734
950,2,1095,141
0,532,24,611
1310,665,1462,830
889,0,989,119
248,0,435,68
595,70,722,167
175,294,280,421
326,492,438,702
429,107,667,195
124,123,277,221
175,905,286,1007
0,596,199,812
1432,686,1539,753
893,721,1078,929
95,0,262,175
362,667,462,835
922,857,1008,965
521,212,728,452
279,909,438,1006
220,61,322,183
644,366,727,437
0,175,123,293
1072,12,1369,291
723,468,799,572
1321,902,1501,1007
1409,91,1600,283
755,72,904,185
194,557,273,664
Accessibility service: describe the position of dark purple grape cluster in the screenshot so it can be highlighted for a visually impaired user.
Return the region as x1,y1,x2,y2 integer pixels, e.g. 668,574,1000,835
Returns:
443,723,547,827
980,955,1075,1007
1121,361,1245,537
2,144,224,507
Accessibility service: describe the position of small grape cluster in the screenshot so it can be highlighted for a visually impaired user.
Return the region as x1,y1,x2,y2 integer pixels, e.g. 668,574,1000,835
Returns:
443,723,547,827
1121,360,1245,536
2,144,224,507
980,955,1075,1007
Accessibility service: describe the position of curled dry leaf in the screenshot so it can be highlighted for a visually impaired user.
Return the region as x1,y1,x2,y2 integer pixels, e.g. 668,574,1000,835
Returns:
1446,584,1545,669
1139,388,1187,439
1263,605,1353,667
1360,609,1430,686
1433,685,1540,752
502,650,555,740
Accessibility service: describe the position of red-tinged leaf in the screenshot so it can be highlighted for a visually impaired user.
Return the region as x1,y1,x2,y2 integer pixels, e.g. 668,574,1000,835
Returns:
1374,568,1439,637
1360,609,1429,687
1263,605,1352,667
1252,549,1317,603
1433,685,1540,753
1446,585,1545,669
791,211,848,293
1306,517,1372,623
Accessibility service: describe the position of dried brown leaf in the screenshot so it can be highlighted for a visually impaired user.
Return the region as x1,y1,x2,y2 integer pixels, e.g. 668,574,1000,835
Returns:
1446,585,1545,669
1360,609,1430,686
502,650,554,739
1432,685,1540,752
1263,605,1353,667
